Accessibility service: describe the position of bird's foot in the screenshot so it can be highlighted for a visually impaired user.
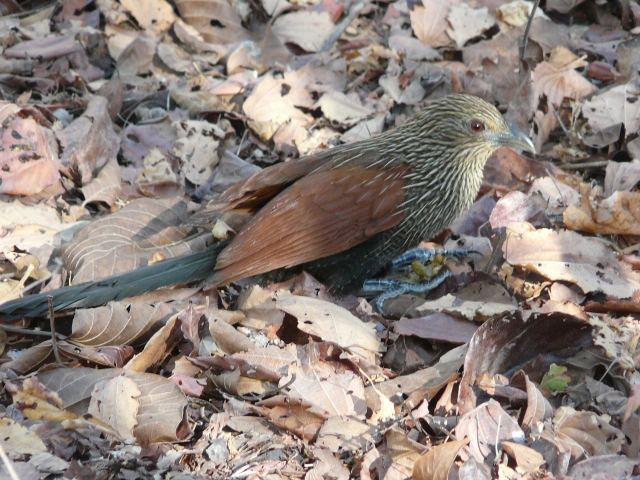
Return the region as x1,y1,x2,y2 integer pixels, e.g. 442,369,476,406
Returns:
391,247,480,271
363,270,452,313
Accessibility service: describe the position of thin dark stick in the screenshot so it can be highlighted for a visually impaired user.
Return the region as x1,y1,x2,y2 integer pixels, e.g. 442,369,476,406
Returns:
519,0,541,62
0,325,53,336
48,296,63,365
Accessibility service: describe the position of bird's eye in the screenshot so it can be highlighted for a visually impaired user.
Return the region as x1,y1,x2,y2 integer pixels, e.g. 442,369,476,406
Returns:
470,120,485,132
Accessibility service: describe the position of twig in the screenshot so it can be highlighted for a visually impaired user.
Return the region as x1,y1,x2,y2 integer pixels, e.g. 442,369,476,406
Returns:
518,0,540,63
48,296,63,365
549,103,572,142
0,441,20,480
0,325,53,337
558,160,609,170
321,2,365,52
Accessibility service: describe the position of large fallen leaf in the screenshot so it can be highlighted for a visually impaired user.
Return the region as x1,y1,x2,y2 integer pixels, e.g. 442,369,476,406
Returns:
37,367,190,443
415,280,517,320
0,114,60,196
504,228,640,298
531,46,597,106
275,293,381,364
60,197,211,283
410,0,458,47
446,4,494,49
175,0,249,44
272,11,333,52
583,83,640,138
413,439,469,480
456,399,525,463
459,312,593,413
564,190,640,235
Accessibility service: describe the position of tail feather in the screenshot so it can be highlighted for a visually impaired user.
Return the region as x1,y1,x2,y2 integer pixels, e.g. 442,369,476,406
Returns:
0,244,224,320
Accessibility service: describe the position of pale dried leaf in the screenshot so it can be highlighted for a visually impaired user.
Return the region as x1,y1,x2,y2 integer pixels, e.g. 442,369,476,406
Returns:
410,0,458,48
583,84,640,137
447,4,494,49
504,228,640,298
81,157,121,207
413,439,469,480
272,11,333,52
564,191,640,236
88,376,140,440
275,293,380,364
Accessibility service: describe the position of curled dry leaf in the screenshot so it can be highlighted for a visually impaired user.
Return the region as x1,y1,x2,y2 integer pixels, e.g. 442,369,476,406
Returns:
604,160,640,197
459,313,593,414
564,190,640,235
455,399,525,463
81,157,121,207
413,439,469,480
547,406,625,460
56,96,120,186
501,441,545,473
504,228,640,298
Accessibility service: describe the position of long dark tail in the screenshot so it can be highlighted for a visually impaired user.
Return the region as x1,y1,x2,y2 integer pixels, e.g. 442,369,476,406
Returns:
0,244,225,320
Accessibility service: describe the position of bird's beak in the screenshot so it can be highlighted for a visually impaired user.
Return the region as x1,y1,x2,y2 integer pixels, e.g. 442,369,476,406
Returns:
495,123,536,154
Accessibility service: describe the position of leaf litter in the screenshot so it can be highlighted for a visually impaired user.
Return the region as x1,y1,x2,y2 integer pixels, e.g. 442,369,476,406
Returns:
1,0,640,478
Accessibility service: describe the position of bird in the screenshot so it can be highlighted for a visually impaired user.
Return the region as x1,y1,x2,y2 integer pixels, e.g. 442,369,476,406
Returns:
0,94,535,319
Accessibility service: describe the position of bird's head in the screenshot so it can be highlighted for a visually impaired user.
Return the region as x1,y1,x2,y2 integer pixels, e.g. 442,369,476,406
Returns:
408,94,535,167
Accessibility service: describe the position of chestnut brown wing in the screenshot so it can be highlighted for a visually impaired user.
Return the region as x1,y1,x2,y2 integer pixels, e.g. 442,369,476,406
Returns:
210,164,408,285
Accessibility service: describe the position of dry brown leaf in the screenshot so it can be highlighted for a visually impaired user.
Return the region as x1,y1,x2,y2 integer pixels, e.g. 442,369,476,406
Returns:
447,4,494,49
604,160,640,196
172,120,222,185
415,280,517,320
81,156,121,207
410,0,458,48
56,96,120,186
88,376,140,440
504,228,640,298
286,366,367,417
175,0,249,44
564,190,640,236
120,0,175,35
315,91,374,126
275,293,380,364
531,46,597,107
243,71,314,139
550,406,625,459
413,439,469,480
0,418,47,458
272,11,334,52
456,399,525,463
583,84,640,137
37,368,190,443
0,115,60,196
501,441,545,473
60,198,211,283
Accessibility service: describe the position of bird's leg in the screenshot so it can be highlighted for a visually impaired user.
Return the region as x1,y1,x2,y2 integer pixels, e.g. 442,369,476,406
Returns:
364,247,480,313
390,247,480,272
363,271,452,312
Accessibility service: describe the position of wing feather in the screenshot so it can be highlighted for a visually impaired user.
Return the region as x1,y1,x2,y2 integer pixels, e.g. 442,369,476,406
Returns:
210,164,408,285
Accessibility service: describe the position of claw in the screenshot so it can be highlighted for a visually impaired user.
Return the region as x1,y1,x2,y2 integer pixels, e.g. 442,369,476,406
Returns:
391,247,481,271
363,270,452,313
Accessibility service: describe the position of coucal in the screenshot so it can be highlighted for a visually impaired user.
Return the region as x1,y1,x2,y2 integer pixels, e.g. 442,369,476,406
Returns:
0,94,535,319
